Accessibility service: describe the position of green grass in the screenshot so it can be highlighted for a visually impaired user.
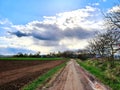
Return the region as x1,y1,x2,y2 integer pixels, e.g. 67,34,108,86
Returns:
22,62,66,90
77,60,105,81
77,60,120,90
0,57,66,61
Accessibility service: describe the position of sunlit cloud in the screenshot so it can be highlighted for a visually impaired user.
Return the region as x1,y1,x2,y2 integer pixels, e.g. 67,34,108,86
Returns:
0,6,103,54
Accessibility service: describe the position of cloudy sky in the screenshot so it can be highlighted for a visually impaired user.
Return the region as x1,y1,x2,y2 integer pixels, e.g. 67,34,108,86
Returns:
0,0,119,55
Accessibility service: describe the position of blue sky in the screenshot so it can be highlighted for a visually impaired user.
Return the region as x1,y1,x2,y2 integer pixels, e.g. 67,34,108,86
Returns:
0,0,119,55
0,0,116,24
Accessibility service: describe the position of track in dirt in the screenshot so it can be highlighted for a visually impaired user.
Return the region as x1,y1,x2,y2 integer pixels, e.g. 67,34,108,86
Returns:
42,60,110,90
0,60,65,90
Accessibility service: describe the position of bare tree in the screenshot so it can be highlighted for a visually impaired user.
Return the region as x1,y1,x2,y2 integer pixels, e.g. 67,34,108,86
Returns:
87,5,120,64
105,5,120,28
88,32,109,58
104,5,120,60
88,30,120,61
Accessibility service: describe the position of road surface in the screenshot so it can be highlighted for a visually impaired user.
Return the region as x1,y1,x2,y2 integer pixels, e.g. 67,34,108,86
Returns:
42,59,110,90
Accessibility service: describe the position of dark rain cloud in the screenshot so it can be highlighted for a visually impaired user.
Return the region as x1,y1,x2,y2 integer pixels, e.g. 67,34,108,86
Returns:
11,23,95,41
64,27,94,39
10,31,29,37
11,27,94,41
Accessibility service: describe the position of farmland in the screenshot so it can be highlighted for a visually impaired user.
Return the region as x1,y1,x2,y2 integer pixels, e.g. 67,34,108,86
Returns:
0,57,64,61
0,58,66,90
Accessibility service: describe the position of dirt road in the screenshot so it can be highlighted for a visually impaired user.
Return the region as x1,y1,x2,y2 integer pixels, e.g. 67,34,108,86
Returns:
42,60,110,90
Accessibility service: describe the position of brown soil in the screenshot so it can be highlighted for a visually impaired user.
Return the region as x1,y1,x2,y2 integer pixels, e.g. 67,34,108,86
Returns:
42,60,110,90
0,60,65,90
0,60,51,72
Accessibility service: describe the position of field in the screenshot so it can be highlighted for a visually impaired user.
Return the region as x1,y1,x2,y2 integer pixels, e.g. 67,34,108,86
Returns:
0,57,63,60
0,58,66,90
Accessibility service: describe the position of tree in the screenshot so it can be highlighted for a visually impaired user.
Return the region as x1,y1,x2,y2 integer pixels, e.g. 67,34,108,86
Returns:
88,32,109,58
105,5,120,28
88,30,120,60
104,5,120,60
61,51,74,58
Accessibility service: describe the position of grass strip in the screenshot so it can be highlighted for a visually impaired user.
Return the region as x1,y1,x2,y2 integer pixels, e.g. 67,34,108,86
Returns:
0,57,65,61
22,62,66,90
77,60,105,81
77,60,120,90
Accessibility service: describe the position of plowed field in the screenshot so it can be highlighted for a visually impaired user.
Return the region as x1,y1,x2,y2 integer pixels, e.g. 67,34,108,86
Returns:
0,60,65,90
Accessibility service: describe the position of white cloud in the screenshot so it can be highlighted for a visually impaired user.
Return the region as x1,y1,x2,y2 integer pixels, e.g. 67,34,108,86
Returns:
108,5,120,13
59,38,88,50
0,6,103,54
0,19,12,25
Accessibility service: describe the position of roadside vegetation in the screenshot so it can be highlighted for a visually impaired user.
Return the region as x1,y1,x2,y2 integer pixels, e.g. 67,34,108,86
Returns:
22,62,66,90
77,59,120,90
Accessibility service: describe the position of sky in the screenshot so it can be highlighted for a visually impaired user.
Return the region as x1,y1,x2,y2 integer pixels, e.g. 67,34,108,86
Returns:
0,0,119,55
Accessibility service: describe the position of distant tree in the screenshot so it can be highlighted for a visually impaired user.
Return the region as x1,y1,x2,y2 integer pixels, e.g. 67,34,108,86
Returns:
62,51,75,58
13,52,24,57
34,51,41,57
